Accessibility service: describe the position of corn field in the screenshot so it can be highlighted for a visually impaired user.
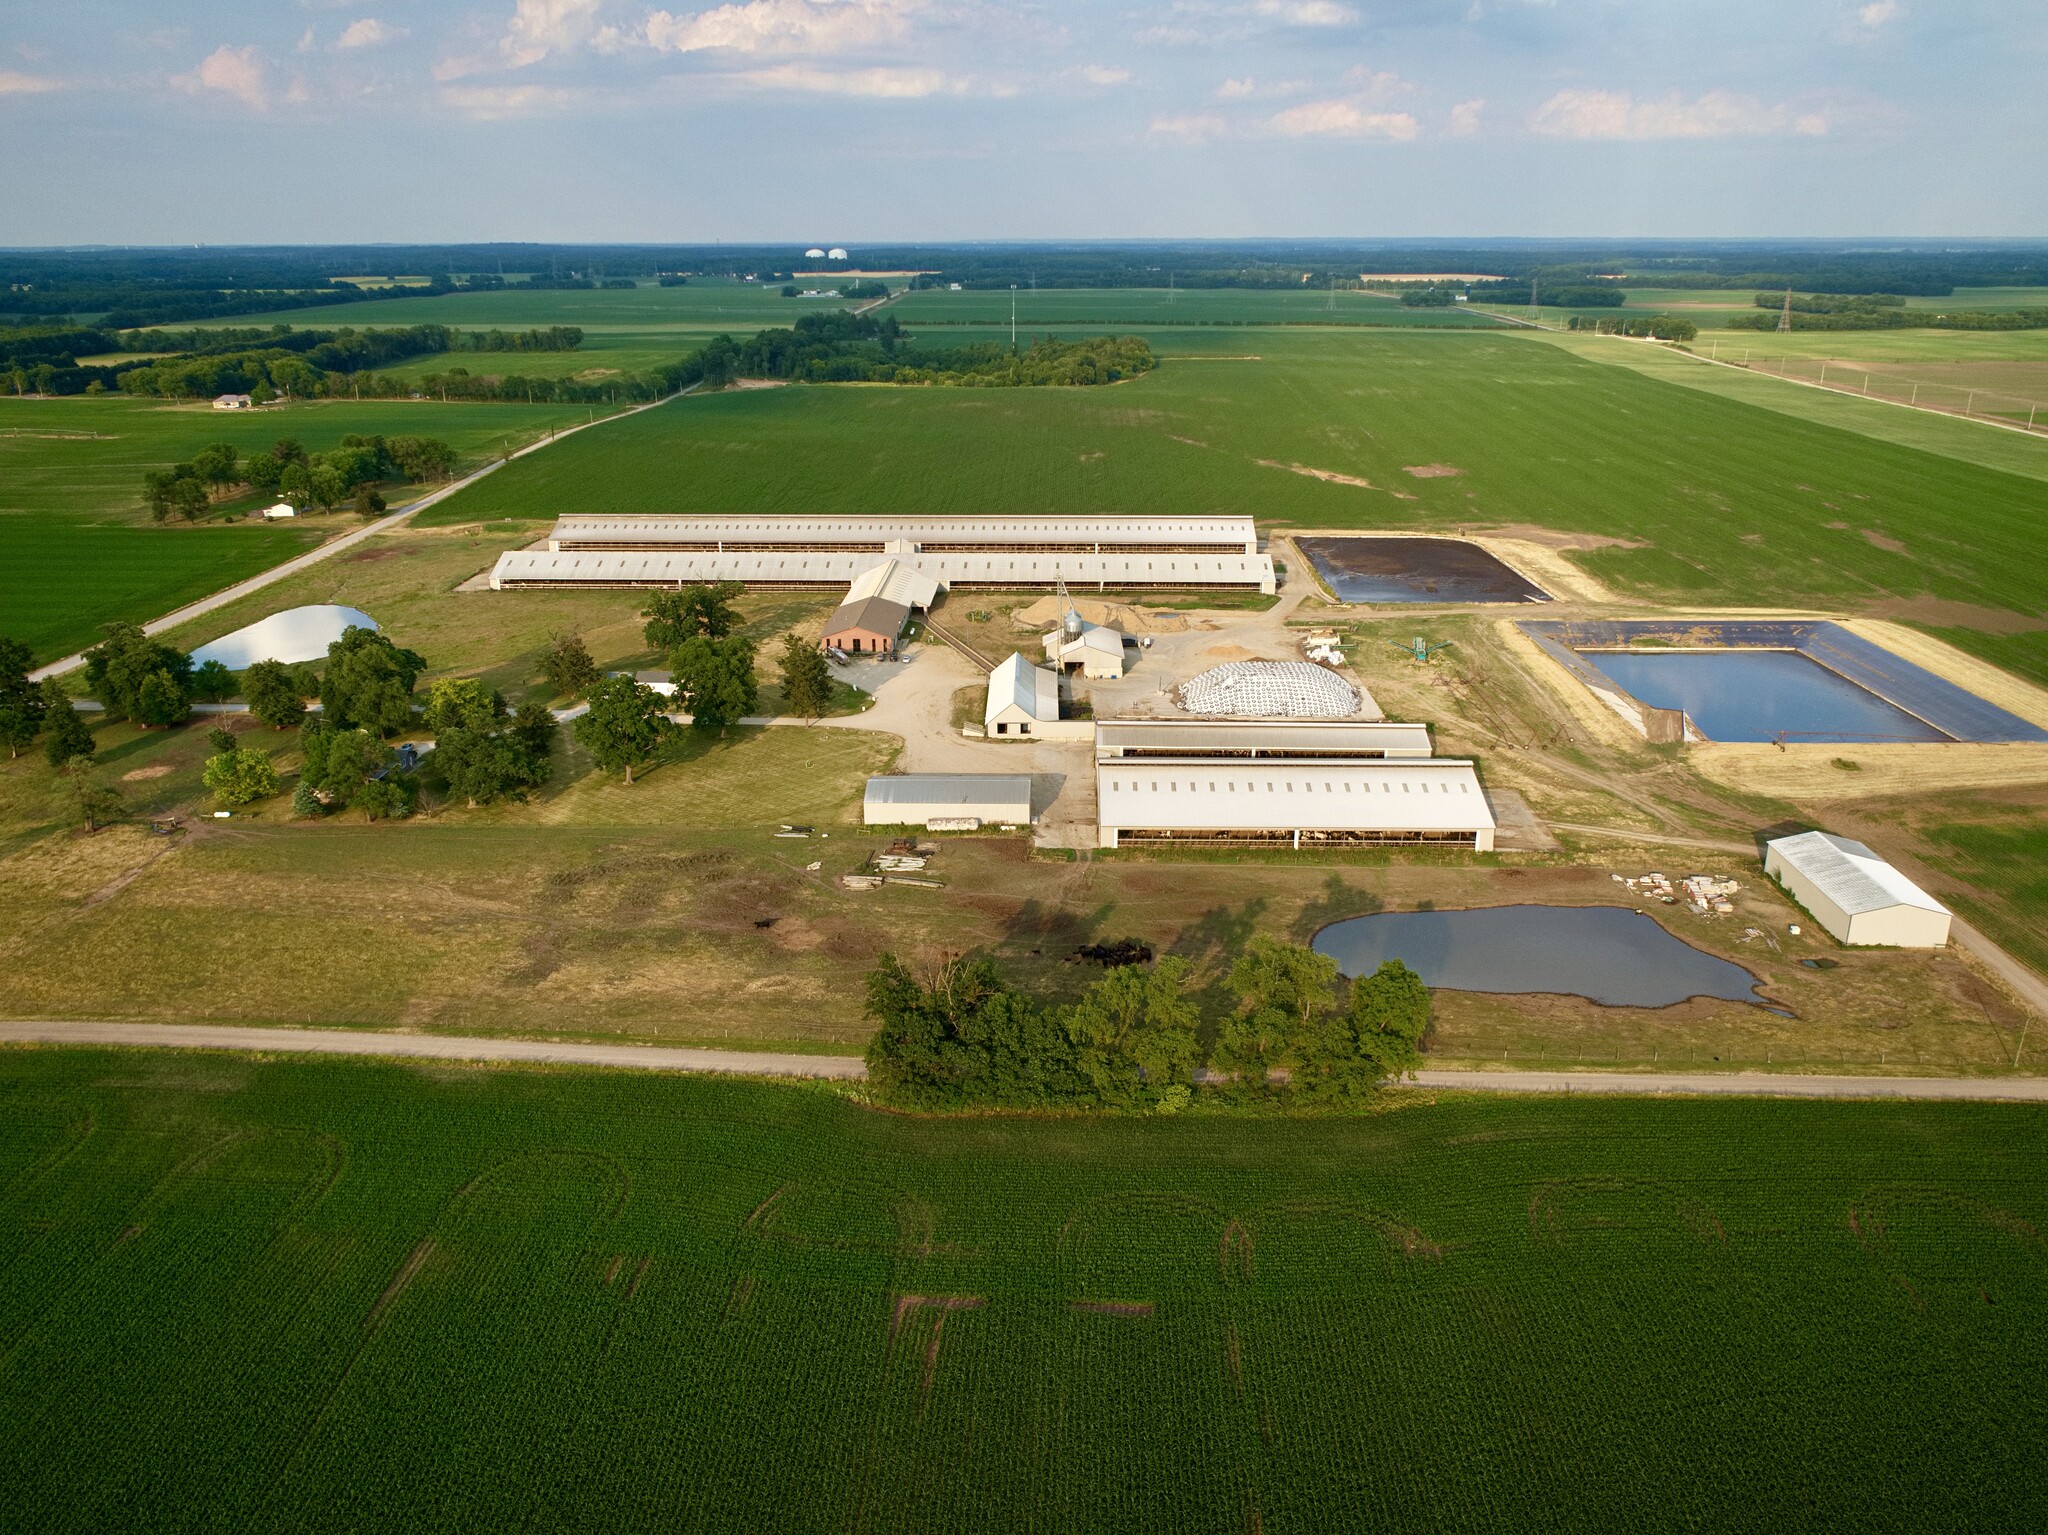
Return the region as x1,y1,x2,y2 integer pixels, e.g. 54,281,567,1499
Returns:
2,1051,2045,1532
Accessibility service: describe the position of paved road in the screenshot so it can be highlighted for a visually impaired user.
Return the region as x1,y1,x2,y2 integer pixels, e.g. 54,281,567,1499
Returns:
0,1021,866,1079
8,1021,2046,1100
29,389,687,683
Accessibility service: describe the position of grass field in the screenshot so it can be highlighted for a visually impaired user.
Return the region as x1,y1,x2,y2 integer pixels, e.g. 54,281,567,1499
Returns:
0,395,610,660
196,277,854,335
3,1048,2045,1533
414,330,2048,671
892,286,1501,327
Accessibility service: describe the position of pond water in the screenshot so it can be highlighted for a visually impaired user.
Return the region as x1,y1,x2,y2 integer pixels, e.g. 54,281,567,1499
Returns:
1312,904,1765,1008
1297,536,1550,604
1580,649,1949,744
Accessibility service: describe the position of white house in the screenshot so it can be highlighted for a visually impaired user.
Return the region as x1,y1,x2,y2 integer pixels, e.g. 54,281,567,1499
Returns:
1763,831,1951,948
985,653,1060,737
1044,621,1127,679
213,393,254,410
260,502,298,519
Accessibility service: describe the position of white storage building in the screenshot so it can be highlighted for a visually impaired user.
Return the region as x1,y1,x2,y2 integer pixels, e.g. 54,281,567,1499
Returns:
1763,831,1952,948
865,774,1034,829
985,653,1060,736
547,514,1259,555
1044,621,1127,679
490,547,1274,594
1096,755,1494,850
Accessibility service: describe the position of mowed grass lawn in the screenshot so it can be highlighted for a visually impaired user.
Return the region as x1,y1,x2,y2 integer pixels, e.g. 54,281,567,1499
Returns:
4,1050,2047,1534
0,395,609,660
420,329,2048,676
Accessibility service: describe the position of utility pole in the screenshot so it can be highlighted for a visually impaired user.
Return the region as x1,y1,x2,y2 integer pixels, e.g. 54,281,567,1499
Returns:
1527,275,1538,324
1776,286,1793,334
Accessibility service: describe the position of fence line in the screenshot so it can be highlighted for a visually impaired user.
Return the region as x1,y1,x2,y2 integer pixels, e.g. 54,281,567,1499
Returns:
1699,345,2048,434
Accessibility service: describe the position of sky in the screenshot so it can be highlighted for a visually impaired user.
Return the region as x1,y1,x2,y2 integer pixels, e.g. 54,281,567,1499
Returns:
0,1,2042,245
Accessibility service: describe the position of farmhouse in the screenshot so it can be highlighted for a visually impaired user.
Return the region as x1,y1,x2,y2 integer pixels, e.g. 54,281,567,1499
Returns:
985,653,1060,736
212,393,254,410
865,774,1033,829
1094,720,1493,850
1763,831,1952,948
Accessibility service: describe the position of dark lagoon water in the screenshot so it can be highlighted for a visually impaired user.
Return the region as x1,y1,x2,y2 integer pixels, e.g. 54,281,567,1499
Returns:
1312,904,1764,1008
1581,649,1948,743
1297,536,1550,604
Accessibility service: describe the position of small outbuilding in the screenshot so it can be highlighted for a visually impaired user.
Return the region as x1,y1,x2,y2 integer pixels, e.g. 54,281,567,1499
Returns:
865,774,1033,829
260,502,298,519
1044,620,1127,679
213,393,254,410
985,652,1060,736
1763,831,1951,948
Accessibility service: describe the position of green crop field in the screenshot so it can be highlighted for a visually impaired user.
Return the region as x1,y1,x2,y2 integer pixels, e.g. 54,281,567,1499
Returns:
197,277,856,335
0,395,610,660
417,329,2048,676
892,286,1501,327
2,1048,2044,1533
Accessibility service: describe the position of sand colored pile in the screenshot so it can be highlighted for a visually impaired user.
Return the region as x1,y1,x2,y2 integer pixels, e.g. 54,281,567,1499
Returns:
1008,596,1191,635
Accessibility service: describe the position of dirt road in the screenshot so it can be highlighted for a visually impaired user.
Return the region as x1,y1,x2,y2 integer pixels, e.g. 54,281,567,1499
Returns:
8,1021,2047,1100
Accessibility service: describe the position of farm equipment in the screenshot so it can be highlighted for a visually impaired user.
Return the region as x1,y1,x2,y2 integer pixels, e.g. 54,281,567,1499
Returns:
1393,635,1454,663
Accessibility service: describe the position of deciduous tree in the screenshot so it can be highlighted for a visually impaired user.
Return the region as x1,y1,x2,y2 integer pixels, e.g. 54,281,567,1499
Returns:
670,634,758,732
243,658,307,729
538,630,598,698
777,631,833,719
203,747,282,806
0,636,45,758
40,681,94,770
70,775,123,834
643,582,743,649
572,673,674,784
320,627,425,735
83,622,192,726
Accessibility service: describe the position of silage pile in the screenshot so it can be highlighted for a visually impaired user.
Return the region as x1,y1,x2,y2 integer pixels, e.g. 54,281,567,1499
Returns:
1174,661,1361,717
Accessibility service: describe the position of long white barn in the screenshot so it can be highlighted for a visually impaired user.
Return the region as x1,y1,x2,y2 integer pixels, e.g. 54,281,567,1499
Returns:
490,547,1276,594
547,514,1258,555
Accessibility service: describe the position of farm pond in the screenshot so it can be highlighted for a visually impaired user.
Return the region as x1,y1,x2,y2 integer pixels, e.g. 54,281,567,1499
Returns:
1312,904,1766,1008
1296,536,1551,604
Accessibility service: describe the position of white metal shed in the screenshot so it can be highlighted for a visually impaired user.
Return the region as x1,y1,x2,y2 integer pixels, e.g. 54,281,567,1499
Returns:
1763,831,1951,947
985,653,1059,736
864,774,1034,829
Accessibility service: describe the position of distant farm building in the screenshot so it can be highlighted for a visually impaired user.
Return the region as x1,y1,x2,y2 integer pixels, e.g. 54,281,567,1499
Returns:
827,247,849,261
985,653,1060,736
1763,831,1952,948
805,247,826,259
1093,720,1494,850
865,774,1033,829
213,393,254,410
260,502,298,519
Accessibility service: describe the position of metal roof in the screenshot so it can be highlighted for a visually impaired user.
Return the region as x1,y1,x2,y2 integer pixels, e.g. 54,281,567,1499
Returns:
986,653,1059,723
1766,831,1949,917
845,558,940,610
550,514,1257,549
1098,759,1494,833
1095,719,1433,757
823,595,910,640
865,775,1033,808
491,549,1275,590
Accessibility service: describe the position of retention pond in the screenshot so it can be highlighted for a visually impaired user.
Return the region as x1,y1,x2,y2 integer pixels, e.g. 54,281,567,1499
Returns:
1297,536,1550,604
1582,649,1948,744
1312,904,1765,1009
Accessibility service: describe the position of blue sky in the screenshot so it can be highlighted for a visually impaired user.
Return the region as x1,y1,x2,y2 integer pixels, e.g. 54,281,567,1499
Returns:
1,1,2041,244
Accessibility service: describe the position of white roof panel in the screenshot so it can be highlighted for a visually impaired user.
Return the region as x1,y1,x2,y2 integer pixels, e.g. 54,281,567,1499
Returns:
1095,719,1434,757
1098,759,1495,834
987,653,1059,723
551,514,1257,549
865,774,1032,809
492,549,1274,589
1766,831,1949,917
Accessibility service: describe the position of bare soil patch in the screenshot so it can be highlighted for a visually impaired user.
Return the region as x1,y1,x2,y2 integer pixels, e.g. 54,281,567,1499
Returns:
1257,459,1376,490
1867,597,2047,634
1862,528,1908,554
1403,464,1464,479
120,765,172,781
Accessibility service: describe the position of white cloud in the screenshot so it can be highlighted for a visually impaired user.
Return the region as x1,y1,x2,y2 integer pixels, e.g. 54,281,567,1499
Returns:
1215,76,1256,99
439,82,580,117
1148,111,1229,143
439,0,605,78
734,63,978,97
1448,97,1483,135
1530,88,1828,140
0,69,61,96
643,0,920,56
1212,75,1308,100
172,44,269,110
1079,64,1132,86
1858,2,1900,26
336,19,407,51
1252,0,1356,24
1266,97,1417,139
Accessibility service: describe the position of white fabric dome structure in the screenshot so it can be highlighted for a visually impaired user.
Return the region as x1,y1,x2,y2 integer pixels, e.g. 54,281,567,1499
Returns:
190,605,378,671
1175,661,1361,718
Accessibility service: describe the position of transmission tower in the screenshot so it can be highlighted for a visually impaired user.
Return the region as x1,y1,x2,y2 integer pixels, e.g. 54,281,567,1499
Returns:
1776,286,1794,334
1527,275,1539,323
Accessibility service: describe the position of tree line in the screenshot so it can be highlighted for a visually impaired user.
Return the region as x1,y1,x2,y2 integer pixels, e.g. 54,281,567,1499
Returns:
863,940,1431,1113
1726,298,2048,332
1566,314,1700,341
687,312,1156,388
141,433,456,521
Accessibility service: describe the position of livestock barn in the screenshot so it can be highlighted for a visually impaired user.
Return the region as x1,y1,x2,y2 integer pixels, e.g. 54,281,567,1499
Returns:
1763,831,1952,947
1093,720,1494,850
